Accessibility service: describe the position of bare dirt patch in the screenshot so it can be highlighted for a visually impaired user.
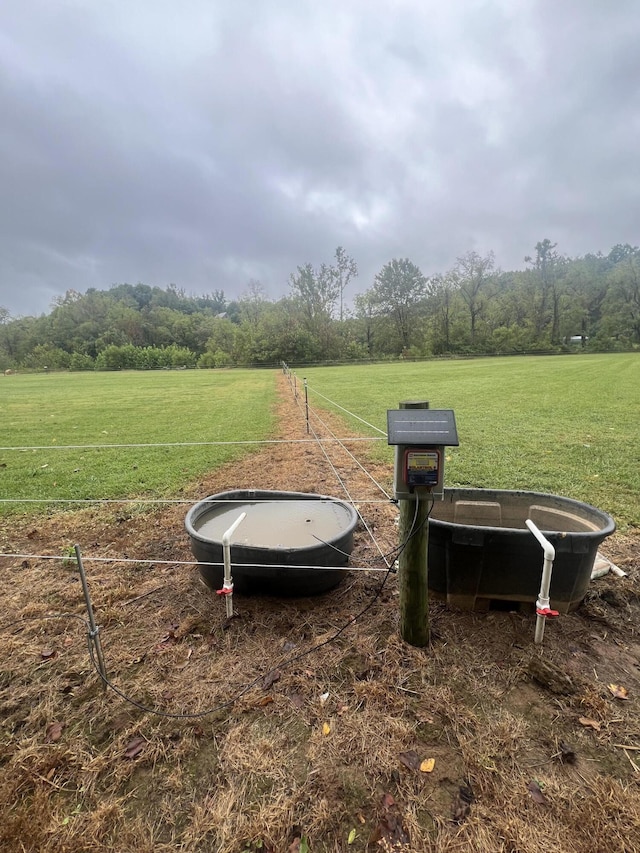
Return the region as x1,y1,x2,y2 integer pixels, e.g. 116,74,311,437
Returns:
1,374,640,853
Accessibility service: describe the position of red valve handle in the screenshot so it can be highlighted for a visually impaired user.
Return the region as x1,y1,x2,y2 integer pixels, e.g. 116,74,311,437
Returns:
216,587,233,596
536,607,559,617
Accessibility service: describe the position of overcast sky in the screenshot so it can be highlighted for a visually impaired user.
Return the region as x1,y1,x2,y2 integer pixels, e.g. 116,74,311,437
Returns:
1,0,639,317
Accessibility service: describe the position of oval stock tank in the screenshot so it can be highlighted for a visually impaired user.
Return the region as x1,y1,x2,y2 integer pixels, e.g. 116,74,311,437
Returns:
185,490,359,596
428,488,615,612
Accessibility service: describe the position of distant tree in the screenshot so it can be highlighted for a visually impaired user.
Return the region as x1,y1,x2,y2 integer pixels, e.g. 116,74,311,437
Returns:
333,247,358,322
604,248,640,344
368,258,430,352
455,251,496,345
607,243,639,265
428,273,460,353
290,262,338,321
525,239,568,345
203,318,238,362
238,280,269,328
289,260,340,358
353,292,376,356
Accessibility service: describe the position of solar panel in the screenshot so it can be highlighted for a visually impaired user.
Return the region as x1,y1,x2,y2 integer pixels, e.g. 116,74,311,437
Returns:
387,409,459,446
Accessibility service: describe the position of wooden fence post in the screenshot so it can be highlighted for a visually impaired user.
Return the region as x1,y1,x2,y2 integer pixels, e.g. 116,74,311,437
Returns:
397,400,431,647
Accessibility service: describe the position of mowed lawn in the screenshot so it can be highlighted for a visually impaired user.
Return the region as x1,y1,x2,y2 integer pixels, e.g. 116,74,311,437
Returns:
301,354,640,530
1,356,639,530
0,369,277,512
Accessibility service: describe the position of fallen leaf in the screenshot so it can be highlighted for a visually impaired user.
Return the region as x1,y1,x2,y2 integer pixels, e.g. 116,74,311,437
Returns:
608,683,629,700
40,649,56,660
261,670,281,690
527,780,547,805
420,757,436,773
347,828,357,844
578,716,601,731
372,792,410,849
399,750,421,771
322,722,331,736
46,721,64,742
124,736,146,760
257,695,274,707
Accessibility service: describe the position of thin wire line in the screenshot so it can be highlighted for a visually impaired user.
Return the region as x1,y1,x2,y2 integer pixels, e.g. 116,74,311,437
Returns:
0,552,389,572
84,559,395,720
306,404,392,501
304,384,387,436
0,437,385,452
294,396,391,567
1,566,396,720
0,497,392,505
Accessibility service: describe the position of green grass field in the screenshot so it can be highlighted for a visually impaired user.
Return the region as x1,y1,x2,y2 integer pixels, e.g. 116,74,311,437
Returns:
0,369,277,512
1,356,638,530
301,354,640,530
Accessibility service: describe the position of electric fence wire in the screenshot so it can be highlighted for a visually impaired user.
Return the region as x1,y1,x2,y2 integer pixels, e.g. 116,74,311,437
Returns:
0,497,392,506
287,381,436,570
0,499,423,721
0,369,416,718
305,403,392,502
303,382,388,437
293,392,391,568
0,437,385,453
0,552,391,573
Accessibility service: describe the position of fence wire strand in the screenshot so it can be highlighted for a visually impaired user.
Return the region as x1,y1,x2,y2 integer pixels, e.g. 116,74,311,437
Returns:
303,383,388,436
292,392,392,568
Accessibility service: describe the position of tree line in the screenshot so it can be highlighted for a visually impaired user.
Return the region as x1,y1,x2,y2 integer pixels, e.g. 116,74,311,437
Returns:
1,240,638,371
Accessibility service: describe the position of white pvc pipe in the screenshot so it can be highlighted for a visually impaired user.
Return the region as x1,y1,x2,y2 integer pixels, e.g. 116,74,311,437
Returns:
525,519,556,645
221,512,246,618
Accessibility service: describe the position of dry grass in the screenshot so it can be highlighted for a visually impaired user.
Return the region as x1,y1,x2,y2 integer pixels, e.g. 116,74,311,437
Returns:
1,376,640,852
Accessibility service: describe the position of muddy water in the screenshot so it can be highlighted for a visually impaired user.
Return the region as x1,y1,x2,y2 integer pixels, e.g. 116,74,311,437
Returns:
194,500,354,549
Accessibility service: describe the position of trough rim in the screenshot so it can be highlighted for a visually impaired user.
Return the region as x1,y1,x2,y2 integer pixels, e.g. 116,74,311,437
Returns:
185,488,359,556
430,487,616,538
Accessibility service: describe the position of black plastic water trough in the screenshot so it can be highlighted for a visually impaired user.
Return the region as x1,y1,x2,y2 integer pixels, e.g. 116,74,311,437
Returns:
185,489,358,596
428,488,616,613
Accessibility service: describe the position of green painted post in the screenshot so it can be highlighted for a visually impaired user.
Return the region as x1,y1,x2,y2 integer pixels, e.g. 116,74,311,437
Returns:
397,400,431,647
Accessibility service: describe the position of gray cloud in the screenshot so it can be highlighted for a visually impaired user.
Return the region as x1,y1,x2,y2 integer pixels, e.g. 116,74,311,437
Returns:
1,0,639,316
